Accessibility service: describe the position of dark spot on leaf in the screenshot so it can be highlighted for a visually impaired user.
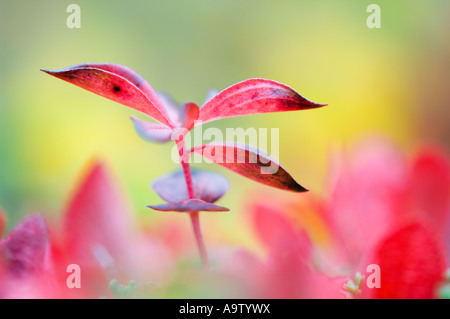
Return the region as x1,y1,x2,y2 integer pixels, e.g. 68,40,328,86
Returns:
113,86,121,93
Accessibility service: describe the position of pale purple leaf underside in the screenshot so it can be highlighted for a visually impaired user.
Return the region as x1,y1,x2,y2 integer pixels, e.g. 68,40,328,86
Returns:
147,199,229,212
152,170,229,203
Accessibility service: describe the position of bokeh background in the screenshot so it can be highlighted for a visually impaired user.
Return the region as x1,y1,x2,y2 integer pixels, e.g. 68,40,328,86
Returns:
0,0,449,251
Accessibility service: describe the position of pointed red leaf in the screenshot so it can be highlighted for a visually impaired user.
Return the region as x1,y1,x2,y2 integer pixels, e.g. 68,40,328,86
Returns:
64,161,131,270
371,222,446,299
152,170,229,203
131,117,173,143
147,199,229,212
0,214,49,278
41,63,173,126
198,78,326,124
189,143,307,192
249,204,315,298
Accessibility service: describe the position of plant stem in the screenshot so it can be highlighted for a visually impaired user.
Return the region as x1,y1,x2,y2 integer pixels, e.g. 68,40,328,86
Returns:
180,159,195,199
189,211,209,268
177,136,210,268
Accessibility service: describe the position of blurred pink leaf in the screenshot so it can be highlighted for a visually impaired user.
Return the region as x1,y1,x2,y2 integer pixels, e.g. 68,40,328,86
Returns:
147,199,229,212
0,214,49,278
198,78,326,124
189,143,307,192
152,170,229,203
55,160,176,298
131,117,173,143
325,140,407,269
325,140,450,274
405,148,450,228
248,204,342,299
63,161,131,272
369,222,446,299
251,204,312,261
41,63,172,127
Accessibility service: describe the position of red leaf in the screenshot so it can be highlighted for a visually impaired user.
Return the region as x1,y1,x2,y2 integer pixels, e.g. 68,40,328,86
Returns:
250,205,314,298
152,170,229,203
0,214,49,278
64,161,131,270
41,63,173,127
251,204,311,258
406,148,450,228
180,102,200,131
189,143,307,192
147,199,229,212
325,140,407,268
371,222,446,299
198,78,326,124
131,117,173,143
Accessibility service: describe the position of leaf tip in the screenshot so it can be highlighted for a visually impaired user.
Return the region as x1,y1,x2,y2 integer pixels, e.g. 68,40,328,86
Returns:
292,183,309,193
304,100,327,109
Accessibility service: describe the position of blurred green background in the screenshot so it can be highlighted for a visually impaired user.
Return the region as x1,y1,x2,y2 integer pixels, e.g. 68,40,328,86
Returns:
0,1,449,248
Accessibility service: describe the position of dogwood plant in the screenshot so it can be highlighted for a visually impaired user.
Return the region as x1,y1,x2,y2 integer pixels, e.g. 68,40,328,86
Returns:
41,63,325,267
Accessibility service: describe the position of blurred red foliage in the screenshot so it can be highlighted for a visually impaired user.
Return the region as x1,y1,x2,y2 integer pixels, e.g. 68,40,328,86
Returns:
0,139,448,298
